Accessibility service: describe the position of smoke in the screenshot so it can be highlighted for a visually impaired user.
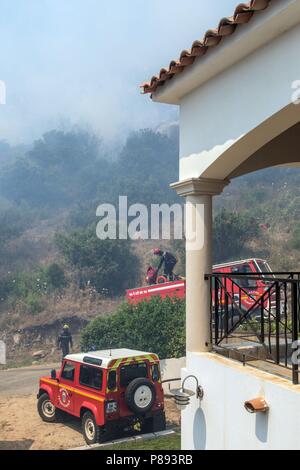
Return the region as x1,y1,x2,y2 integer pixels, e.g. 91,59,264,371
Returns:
0,0,239,145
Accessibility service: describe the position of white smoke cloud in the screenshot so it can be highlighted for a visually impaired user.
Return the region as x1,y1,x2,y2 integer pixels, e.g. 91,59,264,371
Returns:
0,0,239,144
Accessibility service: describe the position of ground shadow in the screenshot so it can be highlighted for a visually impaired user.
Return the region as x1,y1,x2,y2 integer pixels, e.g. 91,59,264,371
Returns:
56,411,82,435
193,408,207,450
255,412,269,443
0,439,34,450
57,411,153,444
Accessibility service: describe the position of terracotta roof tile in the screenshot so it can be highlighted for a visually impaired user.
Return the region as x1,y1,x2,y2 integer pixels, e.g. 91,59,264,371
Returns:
141,0,272,95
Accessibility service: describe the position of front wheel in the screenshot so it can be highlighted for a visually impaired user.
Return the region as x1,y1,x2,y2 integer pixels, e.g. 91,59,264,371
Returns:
37,393,57,423
82,411,101,445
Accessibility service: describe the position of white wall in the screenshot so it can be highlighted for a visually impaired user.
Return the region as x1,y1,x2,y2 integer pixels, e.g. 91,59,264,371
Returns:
179,21,300,181
160,357,186,395
181,353,300,450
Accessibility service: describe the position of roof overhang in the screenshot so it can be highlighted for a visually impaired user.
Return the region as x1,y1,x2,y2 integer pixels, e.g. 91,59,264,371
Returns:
151,0,300,105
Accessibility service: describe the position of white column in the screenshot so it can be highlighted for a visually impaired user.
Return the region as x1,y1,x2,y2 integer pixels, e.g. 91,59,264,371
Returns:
171,178,229,354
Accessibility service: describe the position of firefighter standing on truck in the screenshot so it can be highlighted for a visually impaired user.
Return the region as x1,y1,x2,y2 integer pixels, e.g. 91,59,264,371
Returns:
153,248,177,281
57,324,73,360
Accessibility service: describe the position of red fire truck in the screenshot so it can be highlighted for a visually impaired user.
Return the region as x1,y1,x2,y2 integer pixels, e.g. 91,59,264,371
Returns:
126,258,274,313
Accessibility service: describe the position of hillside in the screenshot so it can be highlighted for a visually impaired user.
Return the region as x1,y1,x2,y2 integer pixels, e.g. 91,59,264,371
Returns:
0,126,300,366
215,167,300,270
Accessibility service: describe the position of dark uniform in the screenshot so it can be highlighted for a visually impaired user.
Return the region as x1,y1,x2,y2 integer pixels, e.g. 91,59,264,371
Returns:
57,326,73,360
157,251,178,280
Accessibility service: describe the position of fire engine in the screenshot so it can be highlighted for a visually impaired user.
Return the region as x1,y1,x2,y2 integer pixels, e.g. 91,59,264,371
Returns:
126,258,274,313
37,349,166,444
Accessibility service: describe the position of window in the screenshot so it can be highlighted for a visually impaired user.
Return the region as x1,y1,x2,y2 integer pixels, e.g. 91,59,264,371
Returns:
255,260,274,279
256,260,271,274
120,363,148,388
152,364,160,382
107,370,117,391
232,265,257,289
79,365,103,391
61,361,75,382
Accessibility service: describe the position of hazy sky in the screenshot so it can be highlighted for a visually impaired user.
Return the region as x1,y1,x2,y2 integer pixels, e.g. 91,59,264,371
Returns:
0,0,239,144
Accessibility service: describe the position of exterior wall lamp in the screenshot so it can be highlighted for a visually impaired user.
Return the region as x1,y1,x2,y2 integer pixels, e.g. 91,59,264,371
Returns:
171,375,204,411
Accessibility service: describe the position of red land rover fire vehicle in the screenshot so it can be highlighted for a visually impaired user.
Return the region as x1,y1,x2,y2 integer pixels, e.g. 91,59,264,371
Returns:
37,349,166,444
126,258,274,313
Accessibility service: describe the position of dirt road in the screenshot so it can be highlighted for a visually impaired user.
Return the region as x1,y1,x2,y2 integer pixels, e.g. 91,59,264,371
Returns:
0,364,59,396
0,365,180,450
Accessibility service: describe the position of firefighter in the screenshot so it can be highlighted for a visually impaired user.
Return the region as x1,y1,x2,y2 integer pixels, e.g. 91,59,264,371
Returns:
153,248,178,281
57,324,73,360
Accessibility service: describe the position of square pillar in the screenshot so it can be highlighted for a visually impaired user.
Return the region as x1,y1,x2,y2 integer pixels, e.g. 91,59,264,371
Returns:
171,178,229,355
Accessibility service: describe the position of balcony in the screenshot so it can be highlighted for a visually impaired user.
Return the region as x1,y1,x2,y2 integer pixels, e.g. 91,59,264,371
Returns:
205,272,300,384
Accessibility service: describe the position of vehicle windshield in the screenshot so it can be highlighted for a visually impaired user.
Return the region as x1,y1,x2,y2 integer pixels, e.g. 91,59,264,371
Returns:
255,260,274,278
232,264,258,290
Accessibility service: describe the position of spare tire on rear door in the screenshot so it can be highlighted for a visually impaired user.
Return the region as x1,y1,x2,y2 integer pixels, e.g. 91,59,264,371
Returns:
125,378,156,415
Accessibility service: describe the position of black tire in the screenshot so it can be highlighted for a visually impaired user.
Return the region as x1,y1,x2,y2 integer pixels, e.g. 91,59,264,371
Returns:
153,411,166,432
82,411,101,445
37,393,57,423
142,411,166,433
125,378,156,415
142,416,154,433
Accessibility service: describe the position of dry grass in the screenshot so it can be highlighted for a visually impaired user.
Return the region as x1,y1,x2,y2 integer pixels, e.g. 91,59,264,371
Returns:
0,283,122,366
0,284,121,330
0,395,180,450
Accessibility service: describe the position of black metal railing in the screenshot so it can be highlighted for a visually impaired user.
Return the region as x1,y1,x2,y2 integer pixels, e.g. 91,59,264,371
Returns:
205,272,300,384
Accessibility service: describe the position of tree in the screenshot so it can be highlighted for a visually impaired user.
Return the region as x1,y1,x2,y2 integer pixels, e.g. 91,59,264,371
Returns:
0,203,36,252
81,297,185,359
0,129,106,208
0,158,69,206
214,209,259,263
56,226,139,296
44,263,67,290
289,223,300,250
97,129,180,207
28,129,100,172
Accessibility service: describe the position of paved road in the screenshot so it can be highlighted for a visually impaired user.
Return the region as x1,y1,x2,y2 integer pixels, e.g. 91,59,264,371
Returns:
0,364,59,396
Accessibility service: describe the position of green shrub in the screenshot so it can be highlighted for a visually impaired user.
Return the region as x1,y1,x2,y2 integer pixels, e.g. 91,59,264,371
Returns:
16,292,45,315
44,263,67,289
56,226,139,296
81,297,186,359
0,277,14,302
0,263,67,314
289,223,300,250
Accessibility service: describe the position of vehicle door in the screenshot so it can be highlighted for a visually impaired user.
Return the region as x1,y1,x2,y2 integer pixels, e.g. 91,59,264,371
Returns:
118,361,149,417
231,263,258,311
57,360,76,413
76,364,104,419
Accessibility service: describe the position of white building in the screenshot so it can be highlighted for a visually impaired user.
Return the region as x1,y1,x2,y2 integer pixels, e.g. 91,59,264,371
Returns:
142,0,300,450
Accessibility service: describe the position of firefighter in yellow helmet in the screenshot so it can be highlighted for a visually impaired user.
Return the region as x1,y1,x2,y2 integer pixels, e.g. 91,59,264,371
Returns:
57,324,73,360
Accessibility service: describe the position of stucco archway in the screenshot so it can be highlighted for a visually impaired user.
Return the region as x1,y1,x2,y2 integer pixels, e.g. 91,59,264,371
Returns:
201,103,300,181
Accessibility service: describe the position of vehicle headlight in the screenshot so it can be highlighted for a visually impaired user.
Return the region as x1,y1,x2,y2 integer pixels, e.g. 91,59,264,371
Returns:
106,401,118,414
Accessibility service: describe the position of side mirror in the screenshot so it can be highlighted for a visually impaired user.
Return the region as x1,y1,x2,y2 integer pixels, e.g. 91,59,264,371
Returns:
51,369,57,380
